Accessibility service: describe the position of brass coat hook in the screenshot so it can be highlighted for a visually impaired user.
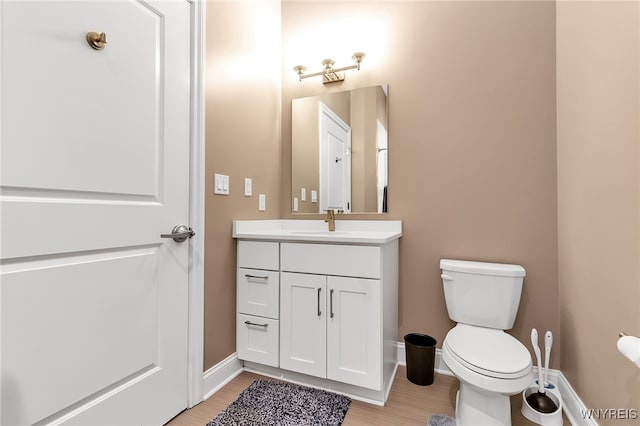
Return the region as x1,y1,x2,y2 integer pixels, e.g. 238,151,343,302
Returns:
86,32,107,50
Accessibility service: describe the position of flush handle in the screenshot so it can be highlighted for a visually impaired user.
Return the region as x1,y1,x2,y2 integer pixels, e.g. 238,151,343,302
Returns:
441,274,453,281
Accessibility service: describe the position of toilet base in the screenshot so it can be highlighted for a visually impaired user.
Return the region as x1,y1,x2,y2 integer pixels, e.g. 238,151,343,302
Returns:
455,382,512,426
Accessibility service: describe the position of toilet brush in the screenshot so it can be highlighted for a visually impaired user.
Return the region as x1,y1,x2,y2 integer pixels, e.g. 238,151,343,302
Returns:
526,329,558,414
543,331,553,387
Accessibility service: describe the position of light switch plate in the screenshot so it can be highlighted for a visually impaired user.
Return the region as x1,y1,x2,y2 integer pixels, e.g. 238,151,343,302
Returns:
293,197,299,212
214,174,229,195
258,194,266,211
311,190,318,203
301,188,306,201
244,178,252,196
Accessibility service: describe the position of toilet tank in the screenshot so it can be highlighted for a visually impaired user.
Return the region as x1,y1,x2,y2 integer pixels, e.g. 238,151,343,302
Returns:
440,259,526,330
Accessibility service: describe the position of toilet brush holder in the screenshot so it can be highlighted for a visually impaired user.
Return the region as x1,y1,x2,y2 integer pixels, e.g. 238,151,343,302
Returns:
521,381,563,426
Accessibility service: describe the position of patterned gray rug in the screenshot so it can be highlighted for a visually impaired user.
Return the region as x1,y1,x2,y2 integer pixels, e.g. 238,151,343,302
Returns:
206,379,351,426
427,414,456,426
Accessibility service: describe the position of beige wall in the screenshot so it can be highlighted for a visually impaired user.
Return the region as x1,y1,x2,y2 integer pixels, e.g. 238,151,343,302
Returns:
557,1,640,421
204,0,281,369
203,0,640,414
281,1,559,365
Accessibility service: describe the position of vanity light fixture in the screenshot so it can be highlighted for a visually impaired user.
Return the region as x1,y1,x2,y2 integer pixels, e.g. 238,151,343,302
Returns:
293,52,365,84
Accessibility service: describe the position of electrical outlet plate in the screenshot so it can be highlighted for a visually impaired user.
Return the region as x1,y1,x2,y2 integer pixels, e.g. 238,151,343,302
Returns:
258,194,266,211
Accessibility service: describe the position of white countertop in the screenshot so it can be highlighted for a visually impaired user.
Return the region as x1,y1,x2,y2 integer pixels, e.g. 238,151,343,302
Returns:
232,220,402,244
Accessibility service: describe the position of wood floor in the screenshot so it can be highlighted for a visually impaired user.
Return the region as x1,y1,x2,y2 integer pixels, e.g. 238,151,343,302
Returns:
168,366,565,425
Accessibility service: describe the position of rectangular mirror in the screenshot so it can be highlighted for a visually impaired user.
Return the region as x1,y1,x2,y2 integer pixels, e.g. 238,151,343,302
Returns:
291,84,388,214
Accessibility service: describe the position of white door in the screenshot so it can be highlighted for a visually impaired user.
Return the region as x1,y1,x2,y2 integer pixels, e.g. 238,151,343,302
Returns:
327,277,381,390
319,102,351,213
280,272,326,378
0,1,191,425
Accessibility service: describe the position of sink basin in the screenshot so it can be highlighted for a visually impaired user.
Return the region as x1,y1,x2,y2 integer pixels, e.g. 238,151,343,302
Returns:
289,231,346,235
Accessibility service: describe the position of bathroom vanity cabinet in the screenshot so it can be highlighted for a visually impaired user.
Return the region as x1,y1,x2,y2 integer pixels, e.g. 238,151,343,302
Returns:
233,220,401,405
280,243,382,390
280,273,381,389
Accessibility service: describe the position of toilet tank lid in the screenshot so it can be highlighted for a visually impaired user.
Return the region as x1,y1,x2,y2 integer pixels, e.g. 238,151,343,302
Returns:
440,259,526,277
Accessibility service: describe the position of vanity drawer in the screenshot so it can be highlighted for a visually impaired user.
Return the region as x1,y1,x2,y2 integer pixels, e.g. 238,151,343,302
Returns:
237,241,279,270
237,268,279,319
237,314,279,367
281,243,381,279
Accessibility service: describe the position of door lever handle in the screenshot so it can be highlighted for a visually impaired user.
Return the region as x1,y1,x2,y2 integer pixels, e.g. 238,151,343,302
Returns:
161,225,195,242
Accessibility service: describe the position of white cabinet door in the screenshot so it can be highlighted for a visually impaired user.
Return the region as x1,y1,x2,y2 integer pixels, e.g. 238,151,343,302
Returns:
0,1,190,425
327,277,382,390
280,272,327,378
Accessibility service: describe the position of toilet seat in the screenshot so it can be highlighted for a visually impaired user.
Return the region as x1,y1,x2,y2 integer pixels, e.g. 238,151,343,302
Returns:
444,324,531,379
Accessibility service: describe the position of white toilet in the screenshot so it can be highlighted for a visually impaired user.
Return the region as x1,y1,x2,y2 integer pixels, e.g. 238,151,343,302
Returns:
440,259,534,426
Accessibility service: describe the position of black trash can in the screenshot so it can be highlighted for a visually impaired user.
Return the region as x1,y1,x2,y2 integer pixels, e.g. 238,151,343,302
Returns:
404,333,437,386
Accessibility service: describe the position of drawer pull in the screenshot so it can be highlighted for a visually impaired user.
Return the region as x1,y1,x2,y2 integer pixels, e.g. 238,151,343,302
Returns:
244,321,268,328
245,274,269,281
317,288,322,317
330,289,334,318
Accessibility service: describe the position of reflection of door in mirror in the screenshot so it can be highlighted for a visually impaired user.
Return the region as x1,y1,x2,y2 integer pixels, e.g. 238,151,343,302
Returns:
292,85,388,214
319,102,351,213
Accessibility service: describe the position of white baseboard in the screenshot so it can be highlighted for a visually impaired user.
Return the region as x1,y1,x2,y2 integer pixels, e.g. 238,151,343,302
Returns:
204,345,593,426
395,342,592,426
551,369,597,426
395,341,452,376
244,361,390,406
202,352,243,401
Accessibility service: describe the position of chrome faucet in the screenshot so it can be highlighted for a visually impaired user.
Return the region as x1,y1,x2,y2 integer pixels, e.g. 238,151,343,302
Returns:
324,209,344,231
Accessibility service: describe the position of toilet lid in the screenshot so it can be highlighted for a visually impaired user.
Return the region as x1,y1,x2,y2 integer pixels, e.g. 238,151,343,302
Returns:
445,325,531,379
